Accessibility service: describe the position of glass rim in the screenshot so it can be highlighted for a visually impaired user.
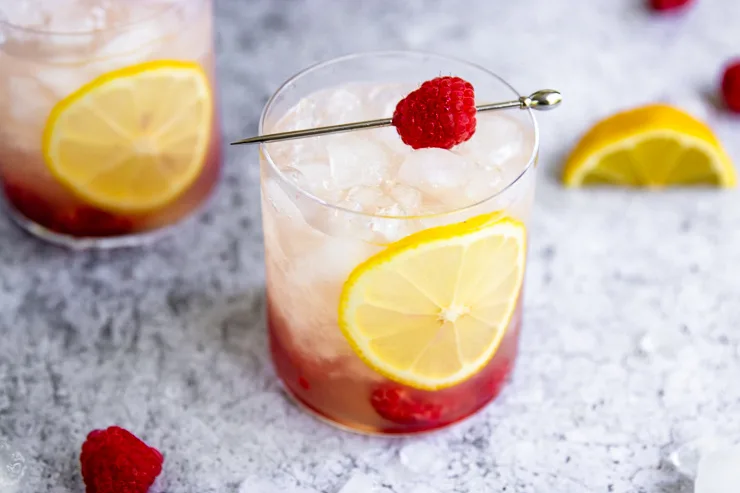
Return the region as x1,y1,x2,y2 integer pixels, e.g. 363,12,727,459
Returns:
259,50,540,221
0,1,183,37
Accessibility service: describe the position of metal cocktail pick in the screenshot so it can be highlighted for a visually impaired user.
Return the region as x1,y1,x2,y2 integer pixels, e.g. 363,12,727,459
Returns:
230,89,562,146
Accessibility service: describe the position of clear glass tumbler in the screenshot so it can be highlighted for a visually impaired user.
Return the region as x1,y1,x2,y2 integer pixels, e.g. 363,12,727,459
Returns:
0,0,221,248
260,51,539,435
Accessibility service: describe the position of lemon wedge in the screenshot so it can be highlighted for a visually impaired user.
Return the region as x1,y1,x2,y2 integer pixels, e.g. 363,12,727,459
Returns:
563,104,735,188
338,212,526,391
42,60,213,213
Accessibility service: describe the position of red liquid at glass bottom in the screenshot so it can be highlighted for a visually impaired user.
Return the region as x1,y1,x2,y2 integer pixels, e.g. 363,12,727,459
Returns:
0,122,222,239
268,297,522,435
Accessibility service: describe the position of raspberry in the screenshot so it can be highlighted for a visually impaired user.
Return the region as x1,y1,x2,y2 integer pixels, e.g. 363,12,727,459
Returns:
721,60,740,113
648,0,692,12
370,385,444,425
392,76,477,149
80,426,163,493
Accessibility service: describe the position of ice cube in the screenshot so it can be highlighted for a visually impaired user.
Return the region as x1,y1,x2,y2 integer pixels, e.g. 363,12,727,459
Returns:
364,84,409,119
371,204,418,243
6,76,56,126
397,148,472,207
463,167,503,203
292,163,333,195
336,472,379,493
34,65,92,99
274,98,319,133
345,186,393,212
694,445,740,493
455,114,525,167
327,137,389,190
294,236,376,286
263,179,304,222
93,21,163,71
318,87,366,126
388,183,422,213
668,436,727,480
0,436,26,491
371,126,411,156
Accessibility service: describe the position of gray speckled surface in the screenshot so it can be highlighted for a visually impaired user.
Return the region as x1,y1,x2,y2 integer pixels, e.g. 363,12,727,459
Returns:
3,0,740,492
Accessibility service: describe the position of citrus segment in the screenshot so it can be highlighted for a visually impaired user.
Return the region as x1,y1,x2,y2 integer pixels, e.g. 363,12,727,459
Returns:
339,212,526,391
42,60,213,213
562,104,735,188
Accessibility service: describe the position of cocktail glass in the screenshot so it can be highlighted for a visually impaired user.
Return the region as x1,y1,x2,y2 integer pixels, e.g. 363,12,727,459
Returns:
0,0,220,248
260,51,539,435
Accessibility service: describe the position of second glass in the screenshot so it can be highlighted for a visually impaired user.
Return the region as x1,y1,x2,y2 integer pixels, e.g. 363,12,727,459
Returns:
0,0,221,247
260,52,539,435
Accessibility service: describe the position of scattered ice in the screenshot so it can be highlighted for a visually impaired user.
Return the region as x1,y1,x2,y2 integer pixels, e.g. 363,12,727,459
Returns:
328,137,389,189
667,435,727,479
0,437,26,491
336,472,379,493
694,444,740,493
399,441,447,474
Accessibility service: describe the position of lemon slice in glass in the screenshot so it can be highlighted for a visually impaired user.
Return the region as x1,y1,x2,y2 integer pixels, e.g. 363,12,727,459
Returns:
338,212,526,391
42,60,213,213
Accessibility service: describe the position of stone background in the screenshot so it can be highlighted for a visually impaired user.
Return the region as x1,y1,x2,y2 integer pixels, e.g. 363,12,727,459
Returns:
2,0,740,492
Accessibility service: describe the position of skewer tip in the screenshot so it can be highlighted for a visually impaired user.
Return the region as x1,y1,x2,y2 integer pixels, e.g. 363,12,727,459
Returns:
524,89,562,111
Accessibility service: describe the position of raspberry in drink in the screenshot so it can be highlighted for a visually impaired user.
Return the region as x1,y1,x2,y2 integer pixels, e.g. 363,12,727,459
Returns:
260,52,539,434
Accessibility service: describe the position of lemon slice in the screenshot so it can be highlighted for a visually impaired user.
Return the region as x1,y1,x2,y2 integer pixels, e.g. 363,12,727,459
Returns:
338,212,526,391
562,104,735,188
42,60,213,213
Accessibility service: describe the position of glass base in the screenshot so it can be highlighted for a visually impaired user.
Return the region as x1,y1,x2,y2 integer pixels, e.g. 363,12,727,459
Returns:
1,194,211,250
278,380,505,437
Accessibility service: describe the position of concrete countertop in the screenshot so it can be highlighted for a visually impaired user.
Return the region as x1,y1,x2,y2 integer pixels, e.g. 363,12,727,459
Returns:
2,0,740,492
